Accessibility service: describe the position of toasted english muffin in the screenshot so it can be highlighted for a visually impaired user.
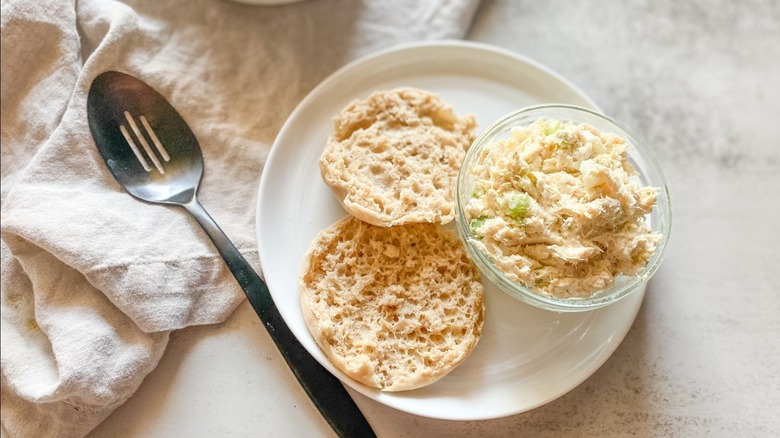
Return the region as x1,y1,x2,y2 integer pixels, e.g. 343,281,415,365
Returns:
299,216,485,391
320,88,477,227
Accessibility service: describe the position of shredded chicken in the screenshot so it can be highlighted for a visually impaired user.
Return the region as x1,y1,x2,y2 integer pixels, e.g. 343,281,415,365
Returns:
465,118,660,298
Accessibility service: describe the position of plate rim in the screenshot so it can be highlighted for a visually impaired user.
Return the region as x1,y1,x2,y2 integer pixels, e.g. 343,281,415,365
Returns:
255,40,643,421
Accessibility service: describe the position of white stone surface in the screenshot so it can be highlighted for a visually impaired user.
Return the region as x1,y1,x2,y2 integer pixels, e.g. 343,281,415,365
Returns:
49,1,780,437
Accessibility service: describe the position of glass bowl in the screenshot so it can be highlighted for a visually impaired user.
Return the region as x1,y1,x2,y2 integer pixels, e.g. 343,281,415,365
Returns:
455,104,672,312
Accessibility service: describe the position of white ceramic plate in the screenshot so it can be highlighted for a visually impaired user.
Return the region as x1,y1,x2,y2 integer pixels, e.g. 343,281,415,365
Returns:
256,41,645,421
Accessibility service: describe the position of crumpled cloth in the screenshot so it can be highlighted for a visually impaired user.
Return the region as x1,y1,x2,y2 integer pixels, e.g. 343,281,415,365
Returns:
0,0,479,436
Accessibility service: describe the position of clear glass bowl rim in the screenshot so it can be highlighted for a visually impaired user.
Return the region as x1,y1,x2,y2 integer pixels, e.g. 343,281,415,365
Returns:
455,104,673,312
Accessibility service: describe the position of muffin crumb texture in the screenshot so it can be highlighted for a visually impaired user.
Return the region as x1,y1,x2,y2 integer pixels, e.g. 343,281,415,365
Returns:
299,216,485,391
320,88,477,226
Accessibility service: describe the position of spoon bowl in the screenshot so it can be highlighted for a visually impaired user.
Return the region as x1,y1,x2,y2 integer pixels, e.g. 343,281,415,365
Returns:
88,71,202,204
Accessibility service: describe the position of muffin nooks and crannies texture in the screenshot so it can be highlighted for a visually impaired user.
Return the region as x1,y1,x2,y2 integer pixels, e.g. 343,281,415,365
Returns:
320,88,477,227
299,216,485,391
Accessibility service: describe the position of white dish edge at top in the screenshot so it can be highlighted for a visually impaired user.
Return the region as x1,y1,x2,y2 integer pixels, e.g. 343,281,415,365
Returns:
255,40,645,421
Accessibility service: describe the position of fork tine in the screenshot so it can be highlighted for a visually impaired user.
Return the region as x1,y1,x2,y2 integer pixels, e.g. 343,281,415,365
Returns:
124,111,165,174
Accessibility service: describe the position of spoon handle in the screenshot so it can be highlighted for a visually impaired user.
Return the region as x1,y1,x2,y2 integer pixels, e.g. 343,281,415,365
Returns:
183,198,376,438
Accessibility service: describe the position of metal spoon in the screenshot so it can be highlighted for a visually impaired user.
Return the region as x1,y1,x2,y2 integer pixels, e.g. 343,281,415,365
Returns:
87,71,375,438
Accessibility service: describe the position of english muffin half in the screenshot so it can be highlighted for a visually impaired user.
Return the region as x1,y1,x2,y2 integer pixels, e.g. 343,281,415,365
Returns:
320,88,477,227
299,216,485,391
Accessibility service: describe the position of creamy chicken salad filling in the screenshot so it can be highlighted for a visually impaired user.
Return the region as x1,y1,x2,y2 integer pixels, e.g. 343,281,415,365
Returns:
465,118,660,298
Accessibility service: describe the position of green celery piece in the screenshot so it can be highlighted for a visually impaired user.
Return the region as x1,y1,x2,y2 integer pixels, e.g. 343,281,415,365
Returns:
469,216,488,237
544,119,561,135
507,193,530,219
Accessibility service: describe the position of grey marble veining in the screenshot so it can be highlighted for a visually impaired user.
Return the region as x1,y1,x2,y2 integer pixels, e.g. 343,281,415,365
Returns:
368,0,780,436
347,1,780,436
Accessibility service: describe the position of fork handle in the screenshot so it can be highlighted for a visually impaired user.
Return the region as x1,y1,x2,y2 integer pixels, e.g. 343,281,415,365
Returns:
183,198,376,438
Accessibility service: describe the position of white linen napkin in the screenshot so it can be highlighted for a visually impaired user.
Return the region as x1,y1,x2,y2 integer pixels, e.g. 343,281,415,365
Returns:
0,0,480,436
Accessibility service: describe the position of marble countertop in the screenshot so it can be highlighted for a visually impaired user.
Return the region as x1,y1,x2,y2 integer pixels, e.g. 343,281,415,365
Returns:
86,1,779,436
